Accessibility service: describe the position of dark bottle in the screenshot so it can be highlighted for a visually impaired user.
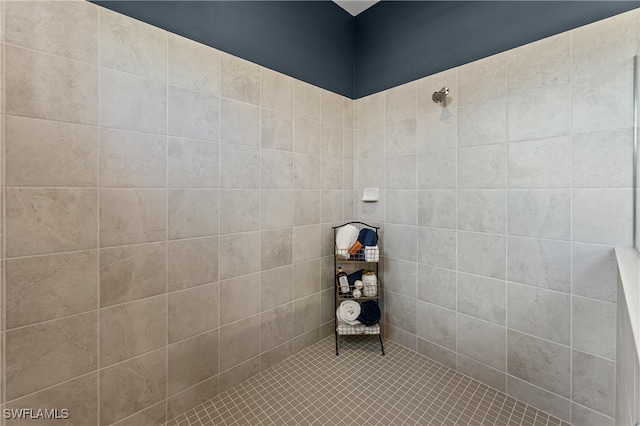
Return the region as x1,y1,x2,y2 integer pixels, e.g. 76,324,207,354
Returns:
336,267,350,295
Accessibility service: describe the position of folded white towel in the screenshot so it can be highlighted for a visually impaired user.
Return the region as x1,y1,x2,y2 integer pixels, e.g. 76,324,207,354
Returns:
335,225,359,259
365,245,379,262
337,300,361,325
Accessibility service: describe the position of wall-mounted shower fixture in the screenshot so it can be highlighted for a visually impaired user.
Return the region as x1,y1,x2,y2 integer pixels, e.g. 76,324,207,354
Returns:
432,87,449,103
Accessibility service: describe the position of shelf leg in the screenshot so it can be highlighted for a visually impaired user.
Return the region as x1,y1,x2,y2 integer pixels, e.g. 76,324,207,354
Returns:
379,334,385,356
335,332,339,355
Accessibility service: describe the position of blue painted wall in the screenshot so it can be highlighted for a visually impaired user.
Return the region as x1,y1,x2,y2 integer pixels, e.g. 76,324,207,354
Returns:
354,1,639,98
92,1,356,97
92,1,639,99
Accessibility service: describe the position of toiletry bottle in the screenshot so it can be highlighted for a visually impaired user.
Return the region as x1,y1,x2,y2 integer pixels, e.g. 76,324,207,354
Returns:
336,267,350,295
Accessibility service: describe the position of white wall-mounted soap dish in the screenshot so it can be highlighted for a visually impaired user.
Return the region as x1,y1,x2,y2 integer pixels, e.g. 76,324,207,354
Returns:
362,188,379,202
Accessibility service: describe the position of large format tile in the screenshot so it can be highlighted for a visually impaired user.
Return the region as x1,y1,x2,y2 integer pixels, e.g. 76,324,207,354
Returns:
220,98,259,146
6,251,98,329
168,189,219,239
100,349,166,426
386,190,417,225
457,98,507,147
417,302,456,350
219,232,260,280
321,157,343,190
262,149,293,189
261,265,293,311
572,296,616,360
572,9,639,79
219,144,260,189
100,295,166,367
507,283,570,345
294,117,322,156
261,109,293,151
418,190,456,229
456,355,506,393
457,144,506,189
507,376,571,422
418,150,456,189
322,123,343,158
572,189,632,246
384,291,417,335
6,1,98,63
293,259,320,300
100,68,165,134
100,189,166,247
169,86,220,142
384,257,417,298
293,225,321,263
6,116,98,187
357,92,385,129
572,69,634,134
457,190,506,234
99,128,166,188
457,273,506,325
100,8,166,81
386,118,416,156
219,316,260,371
168,32,219,95
100,242,166,307
417,108,457,153
358,124,385,159
168,138,219,188
167,237,218,291
457,314,506,371
7,375,98,425
6,44,98,125
168,283,219,343
168,330,219,396
219,190,259,234
457,231,506,280
386,81,416,123
507,330,570,398
417,227,456,269
261,68,293,114
418,265,456,310
321,90,342,126
294,80,321,121
458,54,506,106
507,237,570,293
507,136,571,189
507,189,571,240
7,188,97,257
572,129,632,188
167,377,218,421
6,312,98,400
572,350,615,417
260,304,294,352
220,52,260,105
508,84,571,142
507,32,570,94
219,274,260,325
572,243,617,303
386,154,417,189
262,190,293,229
293,293,320,337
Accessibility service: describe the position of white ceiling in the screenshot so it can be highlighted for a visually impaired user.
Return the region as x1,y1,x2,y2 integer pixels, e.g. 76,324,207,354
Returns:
333,0,380,16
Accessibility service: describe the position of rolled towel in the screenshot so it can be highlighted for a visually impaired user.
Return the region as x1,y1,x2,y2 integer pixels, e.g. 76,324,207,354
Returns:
337,300,361,325
365,245,379,262
357,300,381,326
336,224,359,259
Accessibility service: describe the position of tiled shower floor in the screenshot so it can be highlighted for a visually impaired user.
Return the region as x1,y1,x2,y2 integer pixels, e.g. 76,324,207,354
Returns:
166,336,571,426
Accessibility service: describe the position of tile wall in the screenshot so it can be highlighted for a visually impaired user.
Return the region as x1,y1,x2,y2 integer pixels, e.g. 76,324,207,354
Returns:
616,261,639,426
356,9,638,425
0,1,355,424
